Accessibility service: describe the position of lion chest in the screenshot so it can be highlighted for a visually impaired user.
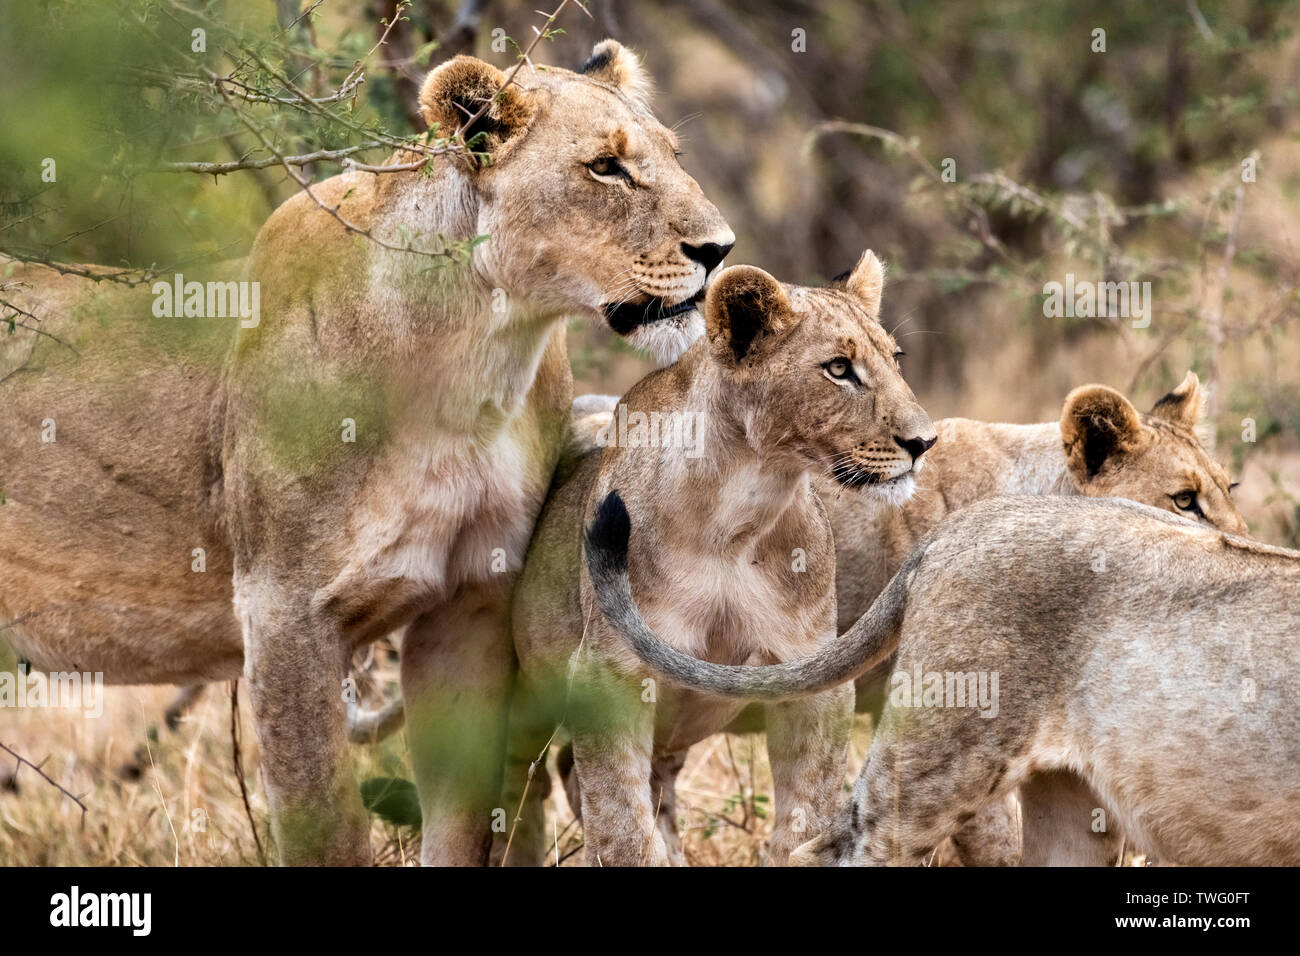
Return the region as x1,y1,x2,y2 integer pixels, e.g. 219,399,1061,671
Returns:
336,423,553,610
639,549,830,670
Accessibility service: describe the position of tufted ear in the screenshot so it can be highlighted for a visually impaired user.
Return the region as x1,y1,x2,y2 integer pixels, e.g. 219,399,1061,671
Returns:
1060,384,1143,484
419,56,535,165
1149,371,1206,429
843,250,886,317
580,39,653,108
705,265,792,366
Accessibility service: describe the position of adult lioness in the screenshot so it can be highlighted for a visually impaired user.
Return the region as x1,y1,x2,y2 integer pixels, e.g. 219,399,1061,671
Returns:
507,253,935,866
0,42,734,865
585,495,1300,865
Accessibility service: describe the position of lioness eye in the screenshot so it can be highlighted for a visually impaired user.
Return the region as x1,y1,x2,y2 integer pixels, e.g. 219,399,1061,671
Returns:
587,157,623,178
1229,482,1240,493
1173,491,1197,510
825,359,852,379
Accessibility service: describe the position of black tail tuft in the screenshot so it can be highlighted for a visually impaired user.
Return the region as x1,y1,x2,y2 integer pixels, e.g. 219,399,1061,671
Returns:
584,489,631,579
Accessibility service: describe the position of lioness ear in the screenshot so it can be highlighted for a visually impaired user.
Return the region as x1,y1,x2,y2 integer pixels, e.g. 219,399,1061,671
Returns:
1149,371,1205,429
419,56,535,163
706,265,792,365
580,39,653,108
1061,385,1143,483
844,250,885,317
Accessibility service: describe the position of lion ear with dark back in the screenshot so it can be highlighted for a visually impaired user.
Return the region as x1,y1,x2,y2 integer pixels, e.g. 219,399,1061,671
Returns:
705,265,792,366
418,56,535,162
1060,384,1143,484
580,39,653,108
1151,370,1216,451
1149,371,1206,429
843,250,885,318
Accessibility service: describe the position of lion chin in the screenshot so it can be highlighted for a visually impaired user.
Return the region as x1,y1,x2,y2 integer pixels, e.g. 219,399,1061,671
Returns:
865,473,918,508
626,306,706,365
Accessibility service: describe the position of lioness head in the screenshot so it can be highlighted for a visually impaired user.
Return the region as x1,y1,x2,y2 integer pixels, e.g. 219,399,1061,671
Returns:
419,41,734,362
703,251,936,502
1060,371,1247,534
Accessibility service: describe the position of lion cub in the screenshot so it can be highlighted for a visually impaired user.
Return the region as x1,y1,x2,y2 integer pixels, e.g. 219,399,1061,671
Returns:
830,370,1248,645
587,495,1300,866
507,252,935,866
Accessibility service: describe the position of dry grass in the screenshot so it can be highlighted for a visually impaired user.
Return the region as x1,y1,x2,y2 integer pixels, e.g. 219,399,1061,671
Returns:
0,674,873,867
0,676,1157,866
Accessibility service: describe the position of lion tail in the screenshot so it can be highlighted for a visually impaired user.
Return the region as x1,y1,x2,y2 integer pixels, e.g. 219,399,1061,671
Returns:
583,489,914,700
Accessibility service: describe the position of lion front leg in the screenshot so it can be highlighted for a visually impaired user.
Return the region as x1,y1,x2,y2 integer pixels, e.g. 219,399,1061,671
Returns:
240,585,371,865
492,673,558,867
569,660,667,867
765,682,854,865
949,791,1022,866
402,582,516,866
650,749,689,866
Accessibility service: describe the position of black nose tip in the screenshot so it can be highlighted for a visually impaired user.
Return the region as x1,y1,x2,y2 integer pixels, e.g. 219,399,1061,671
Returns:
681,240,734,273
894,434,937,461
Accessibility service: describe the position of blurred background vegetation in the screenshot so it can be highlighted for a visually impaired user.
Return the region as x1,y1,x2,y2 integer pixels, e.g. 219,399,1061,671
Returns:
2,0,1298,541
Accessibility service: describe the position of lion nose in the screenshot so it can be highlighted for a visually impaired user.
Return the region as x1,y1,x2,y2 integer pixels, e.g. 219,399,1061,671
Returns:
681,240,734,273
894,434,936,462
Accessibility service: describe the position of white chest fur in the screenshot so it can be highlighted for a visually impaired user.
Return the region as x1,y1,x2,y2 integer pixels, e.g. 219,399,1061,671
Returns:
645,551,826,668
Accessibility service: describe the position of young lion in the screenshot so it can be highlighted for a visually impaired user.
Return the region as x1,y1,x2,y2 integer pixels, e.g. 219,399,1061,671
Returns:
823,371,1249,864
560,373,1247,864
831,371,1248,643
585,495,1300,866
507,252,936,866
0,42,733,865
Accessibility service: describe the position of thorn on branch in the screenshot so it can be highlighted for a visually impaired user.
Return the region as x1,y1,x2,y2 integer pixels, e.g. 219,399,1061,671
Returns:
0,740,89,829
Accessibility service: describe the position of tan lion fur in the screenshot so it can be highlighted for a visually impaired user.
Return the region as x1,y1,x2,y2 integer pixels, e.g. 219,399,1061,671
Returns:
0,41,733,865
505,253,935,866
585,495,1300,866
568,373,1246,865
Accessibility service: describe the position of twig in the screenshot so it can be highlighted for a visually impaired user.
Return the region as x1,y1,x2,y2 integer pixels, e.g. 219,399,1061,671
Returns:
213,80,458,260
1204,161,1251,417
0,740,89,828
806,121,1015,264
453,0,590,147
0,251,158,286
556,840,584,865
230,679,267,865
199,71,366,106
545,815,578,866
0,296,83,357
1187,0,1216,42
139,703,181,867
500,597,597,866
159,142,385,175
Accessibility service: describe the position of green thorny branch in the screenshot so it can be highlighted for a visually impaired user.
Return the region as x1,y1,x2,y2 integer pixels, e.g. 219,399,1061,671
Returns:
1,0,591,281
806,122,1298,395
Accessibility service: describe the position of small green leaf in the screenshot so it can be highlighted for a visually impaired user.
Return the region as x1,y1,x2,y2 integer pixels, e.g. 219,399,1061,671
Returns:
361,776,422,828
